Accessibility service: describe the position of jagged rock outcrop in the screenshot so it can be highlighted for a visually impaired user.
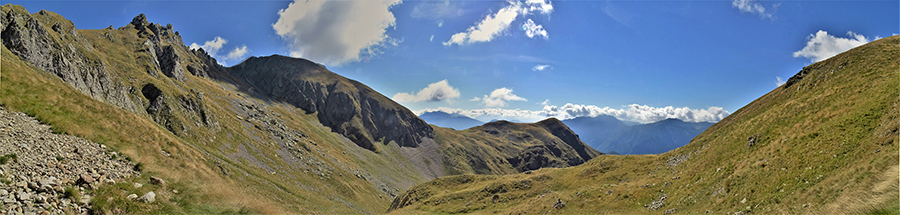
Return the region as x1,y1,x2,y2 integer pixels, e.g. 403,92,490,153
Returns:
225,55,433,151
155,45,186,81
1,6,139,113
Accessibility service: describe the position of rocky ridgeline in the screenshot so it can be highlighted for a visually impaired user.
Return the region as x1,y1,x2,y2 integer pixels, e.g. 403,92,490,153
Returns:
0,107,138,214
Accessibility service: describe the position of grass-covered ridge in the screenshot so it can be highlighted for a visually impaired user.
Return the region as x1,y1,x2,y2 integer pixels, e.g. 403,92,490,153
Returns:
390,35,900,214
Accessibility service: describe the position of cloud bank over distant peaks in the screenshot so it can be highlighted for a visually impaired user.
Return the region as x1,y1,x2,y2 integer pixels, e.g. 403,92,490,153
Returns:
793,30,875,62
541,103,730,124
273,0,401,66
189,36,249,64
443,0,553,46
417,103,730,124
472,88,528,107
393,80,461,103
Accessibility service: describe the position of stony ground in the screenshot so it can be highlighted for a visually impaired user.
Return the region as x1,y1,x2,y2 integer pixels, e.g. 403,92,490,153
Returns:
0,106,138,214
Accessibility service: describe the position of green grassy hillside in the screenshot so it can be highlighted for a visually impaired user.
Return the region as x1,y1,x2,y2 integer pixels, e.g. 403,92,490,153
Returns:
389,35,900,214
1,5,602,213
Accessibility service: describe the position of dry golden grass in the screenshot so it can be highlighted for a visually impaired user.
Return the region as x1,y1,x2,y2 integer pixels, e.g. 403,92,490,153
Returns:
391,35,900,214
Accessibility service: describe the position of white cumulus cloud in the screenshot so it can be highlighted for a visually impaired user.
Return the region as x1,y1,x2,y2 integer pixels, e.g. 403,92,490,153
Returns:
732,0,775,19
793,30,873,63
392,80,461,103
189,37,249,64
775,76,786,86
225,45,249,61
444,0,553,46
522,19,548,39
477,88,527,107
532,64,550,71
189,36,226,54
273,0,401,66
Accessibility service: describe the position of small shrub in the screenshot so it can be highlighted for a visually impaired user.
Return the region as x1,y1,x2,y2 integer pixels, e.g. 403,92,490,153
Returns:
134,162,144,172
0,153,18,164
56,155,65,162
63,186,81,200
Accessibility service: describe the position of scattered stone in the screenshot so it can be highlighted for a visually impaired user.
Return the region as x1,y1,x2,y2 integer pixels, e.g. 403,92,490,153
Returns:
740,198,747,204
734,212,745,215
16,191,30,201
553,199,565,209
150,176,165,186
172,189,179,194
665,208,677,215
104,179,115,184
139,191,156,203
133,183,143,188
747,134,759,149
77,174,95,185
646,194,668,210
0,189,7,196
126,194,138,201
524,170,533,174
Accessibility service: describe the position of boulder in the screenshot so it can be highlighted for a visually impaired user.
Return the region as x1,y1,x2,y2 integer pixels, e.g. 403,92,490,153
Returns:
138,191,155,203
149,176,165,186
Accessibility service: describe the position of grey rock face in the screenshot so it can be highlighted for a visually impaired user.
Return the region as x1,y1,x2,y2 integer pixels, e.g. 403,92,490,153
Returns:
1,7,139,113
155,45,186,81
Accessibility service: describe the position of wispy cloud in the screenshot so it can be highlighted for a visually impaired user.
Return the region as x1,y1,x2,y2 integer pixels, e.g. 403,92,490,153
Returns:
775,76,786,86
273,0,401,66
532,64,551,71
732,0,776,19
453,54,552,63
444,0,554,46
393,80,461,103
793,30,874,62
410,1,465,19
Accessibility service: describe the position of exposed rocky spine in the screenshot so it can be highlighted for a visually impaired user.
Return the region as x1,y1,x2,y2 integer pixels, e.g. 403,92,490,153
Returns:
1,6,139,113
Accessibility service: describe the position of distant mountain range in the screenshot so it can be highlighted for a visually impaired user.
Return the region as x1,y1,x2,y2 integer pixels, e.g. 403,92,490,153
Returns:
564,116,712,155
418,111,484,130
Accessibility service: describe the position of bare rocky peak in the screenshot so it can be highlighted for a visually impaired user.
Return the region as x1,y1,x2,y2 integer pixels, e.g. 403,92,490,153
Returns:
225,55,434,151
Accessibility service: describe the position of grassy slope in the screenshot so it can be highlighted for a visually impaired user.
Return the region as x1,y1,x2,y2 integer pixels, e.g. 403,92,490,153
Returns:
2,5,432,213
390,36,900,214
3,5,602,213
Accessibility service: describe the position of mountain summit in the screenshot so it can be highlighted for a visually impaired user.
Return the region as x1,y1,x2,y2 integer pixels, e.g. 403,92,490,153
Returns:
225,55,433,150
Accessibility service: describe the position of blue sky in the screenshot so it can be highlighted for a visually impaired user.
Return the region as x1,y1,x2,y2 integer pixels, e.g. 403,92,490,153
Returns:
9,0,898,123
